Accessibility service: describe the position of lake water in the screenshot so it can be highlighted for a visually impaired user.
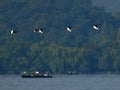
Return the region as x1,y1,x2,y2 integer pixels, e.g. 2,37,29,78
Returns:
0,74,120,90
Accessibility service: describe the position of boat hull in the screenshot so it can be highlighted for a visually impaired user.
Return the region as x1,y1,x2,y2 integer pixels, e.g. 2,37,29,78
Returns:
21,75,52,78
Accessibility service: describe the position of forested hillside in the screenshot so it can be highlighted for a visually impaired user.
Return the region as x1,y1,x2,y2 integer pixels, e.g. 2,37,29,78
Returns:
0,0,120,74
92,0,120,14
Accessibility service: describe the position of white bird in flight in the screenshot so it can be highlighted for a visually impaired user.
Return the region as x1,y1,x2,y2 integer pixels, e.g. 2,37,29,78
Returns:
33,29,39,32
11,30,16,34
39,29,43,34
33,28,43,34
66,26,72,32
93,24,99,30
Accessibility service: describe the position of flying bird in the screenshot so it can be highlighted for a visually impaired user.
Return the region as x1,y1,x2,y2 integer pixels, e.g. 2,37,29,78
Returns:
66,26,72,32
33,29,39,32
10,30,16,34
33,28,44,34
93,24,99,30
38,29,43,34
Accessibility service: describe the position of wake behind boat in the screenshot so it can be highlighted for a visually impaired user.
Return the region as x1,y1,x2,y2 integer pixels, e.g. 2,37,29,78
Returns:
21,71,52,78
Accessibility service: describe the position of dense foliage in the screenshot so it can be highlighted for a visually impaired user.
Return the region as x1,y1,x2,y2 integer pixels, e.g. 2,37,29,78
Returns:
0,0,120,74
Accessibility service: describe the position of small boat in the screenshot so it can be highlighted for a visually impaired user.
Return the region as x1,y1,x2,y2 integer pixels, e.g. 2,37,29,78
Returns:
67,71,79,75
21,71,52,78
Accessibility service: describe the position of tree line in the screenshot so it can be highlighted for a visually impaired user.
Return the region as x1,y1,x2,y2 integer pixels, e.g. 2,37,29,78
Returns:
0,0,120,74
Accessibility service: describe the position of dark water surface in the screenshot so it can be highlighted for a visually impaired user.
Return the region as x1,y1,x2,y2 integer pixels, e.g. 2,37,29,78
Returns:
0,74,120,90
